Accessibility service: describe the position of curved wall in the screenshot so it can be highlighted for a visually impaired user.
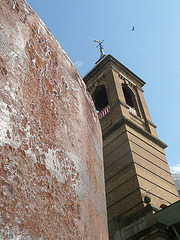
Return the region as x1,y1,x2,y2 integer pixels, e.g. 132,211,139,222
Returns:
0,1,108,239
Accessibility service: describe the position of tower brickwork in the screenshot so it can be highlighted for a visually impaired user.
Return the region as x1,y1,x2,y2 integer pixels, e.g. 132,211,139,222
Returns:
84,55,179,239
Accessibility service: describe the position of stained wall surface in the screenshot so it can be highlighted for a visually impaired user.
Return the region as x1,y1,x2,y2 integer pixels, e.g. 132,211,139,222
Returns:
0,0,108,239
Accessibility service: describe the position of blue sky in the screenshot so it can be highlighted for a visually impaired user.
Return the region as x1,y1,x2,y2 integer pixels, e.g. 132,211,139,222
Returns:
26,0,180,172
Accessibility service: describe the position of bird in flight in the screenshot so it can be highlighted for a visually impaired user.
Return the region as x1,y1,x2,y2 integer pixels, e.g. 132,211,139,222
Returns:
132,26,135,31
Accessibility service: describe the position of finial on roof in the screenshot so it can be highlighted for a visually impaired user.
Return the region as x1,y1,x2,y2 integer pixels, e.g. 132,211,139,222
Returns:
94,39,105,60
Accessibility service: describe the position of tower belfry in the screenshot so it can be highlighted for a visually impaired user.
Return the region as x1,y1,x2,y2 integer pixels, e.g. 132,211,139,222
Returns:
83,55,179,239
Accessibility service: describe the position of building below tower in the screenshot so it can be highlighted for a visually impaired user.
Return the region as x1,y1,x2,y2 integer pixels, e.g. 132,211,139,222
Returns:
172,173,180,197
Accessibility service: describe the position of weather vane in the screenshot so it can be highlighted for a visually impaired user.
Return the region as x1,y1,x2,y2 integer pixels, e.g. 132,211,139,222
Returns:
94,39,105,59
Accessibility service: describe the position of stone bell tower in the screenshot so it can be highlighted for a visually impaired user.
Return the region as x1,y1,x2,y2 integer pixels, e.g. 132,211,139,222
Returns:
83,55,179,239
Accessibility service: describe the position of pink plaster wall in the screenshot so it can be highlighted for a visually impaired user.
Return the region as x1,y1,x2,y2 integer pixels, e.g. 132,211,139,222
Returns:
0,0,108,239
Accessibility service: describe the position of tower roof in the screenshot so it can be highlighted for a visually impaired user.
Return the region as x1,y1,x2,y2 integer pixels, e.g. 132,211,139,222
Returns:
83,54,146,87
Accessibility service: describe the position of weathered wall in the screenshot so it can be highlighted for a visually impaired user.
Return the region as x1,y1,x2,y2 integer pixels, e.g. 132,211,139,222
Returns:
0,0,108,239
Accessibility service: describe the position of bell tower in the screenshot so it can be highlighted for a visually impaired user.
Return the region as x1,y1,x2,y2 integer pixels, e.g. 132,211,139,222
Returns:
83,55,179,239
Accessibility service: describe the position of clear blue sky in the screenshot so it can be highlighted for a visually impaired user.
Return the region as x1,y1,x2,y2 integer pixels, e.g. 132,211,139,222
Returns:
26,0,180,172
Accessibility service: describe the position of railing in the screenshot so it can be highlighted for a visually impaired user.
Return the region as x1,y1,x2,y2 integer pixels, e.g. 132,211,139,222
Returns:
97,104,138,119
128,105,138,116
98,105,110,119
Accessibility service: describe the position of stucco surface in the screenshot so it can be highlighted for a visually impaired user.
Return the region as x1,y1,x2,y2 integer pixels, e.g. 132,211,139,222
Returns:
0,0,108,239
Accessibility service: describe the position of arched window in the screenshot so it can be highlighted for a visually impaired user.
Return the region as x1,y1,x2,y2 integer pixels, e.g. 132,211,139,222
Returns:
92,85,110,119
93,86,109,111
123,87,135,108
122,85,139,117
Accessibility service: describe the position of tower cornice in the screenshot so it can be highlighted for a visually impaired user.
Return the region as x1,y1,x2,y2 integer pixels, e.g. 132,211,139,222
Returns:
83,54,146,87
102,115,167,149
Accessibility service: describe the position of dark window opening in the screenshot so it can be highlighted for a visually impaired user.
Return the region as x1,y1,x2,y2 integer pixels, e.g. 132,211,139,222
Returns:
122,85,140,117
93,86,109,111
123,87,135,108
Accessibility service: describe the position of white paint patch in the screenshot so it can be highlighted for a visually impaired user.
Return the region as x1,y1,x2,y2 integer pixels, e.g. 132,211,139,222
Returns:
4,23,28,73
12,1,17,10
65,151,88,199
23,2,30,14
0,226,32,240
0,102,12,144
44,148,64,182
0,101,22,151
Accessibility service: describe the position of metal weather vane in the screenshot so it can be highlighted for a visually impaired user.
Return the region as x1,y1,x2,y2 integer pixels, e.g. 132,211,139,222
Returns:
94,39,105,59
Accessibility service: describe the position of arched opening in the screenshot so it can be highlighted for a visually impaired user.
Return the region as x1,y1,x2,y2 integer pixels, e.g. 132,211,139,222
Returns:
92,85,110,119
122,85,139,117
93,86,109,111
123,87,135,109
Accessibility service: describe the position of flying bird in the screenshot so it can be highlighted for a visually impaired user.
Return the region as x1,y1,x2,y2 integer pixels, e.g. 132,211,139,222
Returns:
132,26,135,31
